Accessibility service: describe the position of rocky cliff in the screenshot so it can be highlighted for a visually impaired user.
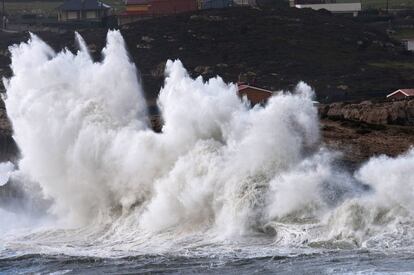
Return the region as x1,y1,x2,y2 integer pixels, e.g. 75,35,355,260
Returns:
320,99,414,125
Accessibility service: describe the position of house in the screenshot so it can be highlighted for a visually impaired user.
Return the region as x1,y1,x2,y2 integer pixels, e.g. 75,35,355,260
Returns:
119,0,198,24
233,0,257,5
124,0,150,15
292,0,361,17
402,39,414,52
386,89,414,100
57,0,111,22
118,0,150,24
237,83,273,105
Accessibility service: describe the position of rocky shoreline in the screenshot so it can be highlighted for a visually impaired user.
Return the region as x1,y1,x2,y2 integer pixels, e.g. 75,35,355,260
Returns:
320,99,414,125
321,118,414,167
318,99,414,167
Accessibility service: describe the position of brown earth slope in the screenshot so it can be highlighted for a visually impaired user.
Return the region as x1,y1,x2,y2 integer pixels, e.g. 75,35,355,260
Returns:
322,119,414,167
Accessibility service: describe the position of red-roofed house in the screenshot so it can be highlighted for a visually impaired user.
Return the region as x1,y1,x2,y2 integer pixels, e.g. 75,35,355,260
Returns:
237,83,273,106
386,89,414,100
119,0,197,25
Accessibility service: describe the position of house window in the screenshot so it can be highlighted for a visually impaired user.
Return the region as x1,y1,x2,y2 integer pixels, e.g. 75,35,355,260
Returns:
68,11,78,20
86,11,97,19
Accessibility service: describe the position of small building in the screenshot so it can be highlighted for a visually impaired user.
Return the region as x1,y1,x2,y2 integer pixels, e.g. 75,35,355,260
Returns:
57,0,111,22
233,0,257,5
237,83,273,106
118,0,150,24
386,89,414,100
125,0,151,15
292,0,361,17
119,0,198,24
402,39,414,52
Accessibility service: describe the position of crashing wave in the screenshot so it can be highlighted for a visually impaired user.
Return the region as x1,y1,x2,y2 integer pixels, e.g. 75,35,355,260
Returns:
0,30,413,256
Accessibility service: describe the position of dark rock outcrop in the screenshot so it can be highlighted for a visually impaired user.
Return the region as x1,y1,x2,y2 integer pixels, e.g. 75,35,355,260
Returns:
0,99,18,163
320,99,414,125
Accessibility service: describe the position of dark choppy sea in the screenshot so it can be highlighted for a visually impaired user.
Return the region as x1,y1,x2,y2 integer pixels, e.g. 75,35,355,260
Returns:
2,250,414,274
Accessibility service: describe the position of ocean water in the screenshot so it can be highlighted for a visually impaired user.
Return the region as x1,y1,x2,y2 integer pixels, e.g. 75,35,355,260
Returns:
1,30,414,274
3,250,414,274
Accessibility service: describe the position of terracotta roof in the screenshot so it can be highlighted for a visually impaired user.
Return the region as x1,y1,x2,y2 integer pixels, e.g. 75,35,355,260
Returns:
237,83,273,94
387,89,414,98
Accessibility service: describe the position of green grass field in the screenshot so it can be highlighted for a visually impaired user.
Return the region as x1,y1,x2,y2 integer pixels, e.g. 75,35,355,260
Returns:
369,61,414,69
3,0,125,17
392,28,414,39
4,1,61,16
362,0,414,9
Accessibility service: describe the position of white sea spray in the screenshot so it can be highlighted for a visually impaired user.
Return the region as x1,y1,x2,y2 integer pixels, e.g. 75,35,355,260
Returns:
0,31,413,257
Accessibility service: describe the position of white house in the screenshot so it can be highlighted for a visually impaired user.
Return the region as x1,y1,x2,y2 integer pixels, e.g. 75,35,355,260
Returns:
232,0,257,6
57,0,111,22
292,0,361,17
402,39,414,52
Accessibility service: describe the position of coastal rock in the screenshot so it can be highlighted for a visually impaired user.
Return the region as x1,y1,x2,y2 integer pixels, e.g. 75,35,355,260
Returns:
321,99,414,125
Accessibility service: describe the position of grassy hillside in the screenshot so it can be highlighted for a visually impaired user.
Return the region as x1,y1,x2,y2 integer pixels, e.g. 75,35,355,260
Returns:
1,6,414,103
105,7,414,102
4,1,61,16
362,0,414,9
